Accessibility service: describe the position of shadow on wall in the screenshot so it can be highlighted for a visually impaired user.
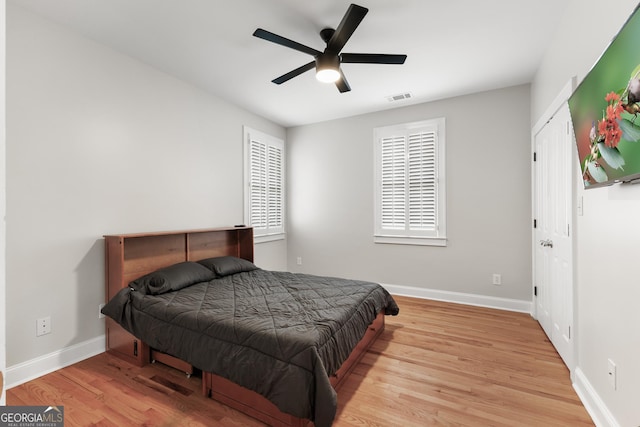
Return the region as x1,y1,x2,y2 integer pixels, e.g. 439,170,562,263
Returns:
69,239,104,349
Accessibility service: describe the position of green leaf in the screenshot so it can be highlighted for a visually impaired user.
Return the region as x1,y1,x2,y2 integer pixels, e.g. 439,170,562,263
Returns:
597,142,625,170
618,119,640,142
630,64,640,80
581,156,590,173
587,161,608,183
619,118,640,142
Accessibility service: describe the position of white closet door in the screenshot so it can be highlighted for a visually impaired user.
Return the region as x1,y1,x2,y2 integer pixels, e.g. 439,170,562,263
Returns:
533,103,574,369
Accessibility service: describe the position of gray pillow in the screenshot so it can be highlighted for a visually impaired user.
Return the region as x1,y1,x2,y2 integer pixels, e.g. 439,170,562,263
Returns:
130,261,215,295
197,256,258,277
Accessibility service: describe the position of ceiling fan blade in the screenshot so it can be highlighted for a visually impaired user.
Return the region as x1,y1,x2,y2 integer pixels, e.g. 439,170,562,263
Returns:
341,53,407,64
327,4,368,53
335,69,351,93
253,28,321,57
272,61,316,85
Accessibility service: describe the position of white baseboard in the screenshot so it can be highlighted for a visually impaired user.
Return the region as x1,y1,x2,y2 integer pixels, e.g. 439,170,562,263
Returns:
5,335,105,389
383,283,533,313
573,367,619,427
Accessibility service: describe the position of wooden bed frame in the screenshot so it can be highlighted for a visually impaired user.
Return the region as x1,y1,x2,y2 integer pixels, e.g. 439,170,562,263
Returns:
104,226,385,427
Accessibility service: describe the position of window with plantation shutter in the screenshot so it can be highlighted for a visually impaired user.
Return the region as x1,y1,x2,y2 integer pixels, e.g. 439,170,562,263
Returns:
374,118,446,246
244,127,285,242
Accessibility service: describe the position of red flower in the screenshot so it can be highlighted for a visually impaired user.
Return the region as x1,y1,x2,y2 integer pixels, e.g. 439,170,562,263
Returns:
596,92,625,147
605,91,621,103
598,117,622,147
606,104,623,120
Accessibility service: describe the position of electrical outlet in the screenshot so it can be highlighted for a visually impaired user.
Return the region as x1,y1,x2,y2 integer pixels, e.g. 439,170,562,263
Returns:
607,359,617,390
36,316,51,336
98,303,105,319
492,273,502,285
296,256,302,266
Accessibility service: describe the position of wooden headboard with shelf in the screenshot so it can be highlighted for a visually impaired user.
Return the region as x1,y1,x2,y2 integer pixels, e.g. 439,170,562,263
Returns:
104,226,253,301
103,226,253,366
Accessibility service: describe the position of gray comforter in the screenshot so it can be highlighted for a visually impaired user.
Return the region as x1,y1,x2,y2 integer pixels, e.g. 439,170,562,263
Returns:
102,267,398,427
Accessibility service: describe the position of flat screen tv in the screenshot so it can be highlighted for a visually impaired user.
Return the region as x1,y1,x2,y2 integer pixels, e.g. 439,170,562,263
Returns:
568,4,640,188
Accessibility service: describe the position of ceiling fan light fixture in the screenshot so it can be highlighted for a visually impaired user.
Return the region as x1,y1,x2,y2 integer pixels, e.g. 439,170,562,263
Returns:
315,54,340,83
316,68,340,83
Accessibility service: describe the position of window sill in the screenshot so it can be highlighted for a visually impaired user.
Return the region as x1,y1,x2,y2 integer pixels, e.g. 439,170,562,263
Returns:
255,233,286,244
374,235,447,247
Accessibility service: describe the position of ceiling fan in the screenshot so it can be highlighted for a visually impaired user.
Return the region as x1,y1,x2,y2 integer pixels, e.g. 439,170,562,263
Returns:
253,3,407,93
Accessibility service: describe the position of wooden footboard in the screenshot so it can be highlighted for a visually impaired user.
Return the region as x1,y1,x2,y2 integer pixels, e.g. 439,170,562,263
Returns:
202,312,385,427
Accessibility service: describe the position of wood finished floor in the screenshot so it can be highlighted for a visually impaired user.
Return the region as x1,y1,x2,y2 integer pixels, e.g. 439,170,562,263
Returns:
7,295,593,426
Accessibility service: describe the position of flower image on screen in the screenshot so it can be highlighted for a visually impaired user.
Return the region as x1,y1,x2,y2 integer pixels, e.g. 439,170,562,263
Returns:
568,5,640,188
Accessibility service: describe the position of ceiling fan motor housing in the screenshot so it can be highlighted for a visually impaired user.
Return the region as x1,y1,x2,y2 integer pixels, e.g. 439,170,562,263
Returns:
316,52,340,70
320,28,335,44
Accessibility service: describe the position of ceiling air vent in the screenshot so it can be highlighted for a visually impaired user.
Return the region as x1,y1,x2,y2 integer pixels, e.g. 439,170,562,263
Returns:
386,92,412,102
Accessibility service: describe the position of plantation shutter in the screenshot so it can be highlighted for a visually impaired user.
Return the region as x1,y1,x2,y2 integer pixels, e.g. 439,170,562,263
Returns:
408,130,437,231
380,136,407,230
267,144,283,229
249,139,268,228
245,127,284,238
375,118,445,245
380,131,437,233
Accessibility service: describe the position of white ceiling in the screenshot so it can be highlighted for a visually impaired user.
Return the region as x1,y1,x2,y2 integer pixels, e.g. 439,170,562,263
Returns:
13,0,569,127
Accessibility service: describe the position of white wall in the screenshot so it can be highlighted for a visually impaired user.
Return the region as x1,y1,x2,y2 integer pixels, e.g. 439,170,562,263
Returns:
287,85,532,305
531,1,640,425
5,4,286,372
1,0,7,406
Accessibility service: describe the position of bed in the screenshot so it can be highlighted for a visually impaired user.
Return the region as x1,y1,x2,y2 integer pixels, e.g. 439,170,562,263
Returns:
101,227,398,427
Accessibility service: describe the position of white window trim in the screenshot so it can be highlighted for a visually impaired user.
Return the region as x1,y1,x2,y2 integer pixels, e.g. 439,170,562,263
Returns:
243,126,285,243
373,118,446,246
